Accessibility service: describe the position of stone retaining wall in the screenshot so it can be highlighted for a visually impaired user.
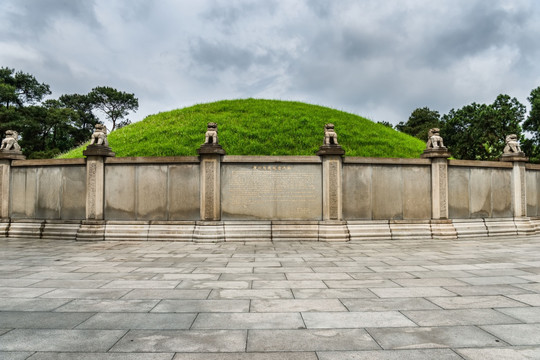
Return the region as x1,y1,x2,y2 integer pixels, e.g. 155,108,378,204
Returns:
0,154,539,241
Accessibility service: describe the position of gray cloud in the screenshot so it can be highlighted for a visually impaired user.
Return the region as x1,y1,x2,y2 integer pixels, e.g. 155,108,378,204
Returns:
2,0,99,39
1,0,539,128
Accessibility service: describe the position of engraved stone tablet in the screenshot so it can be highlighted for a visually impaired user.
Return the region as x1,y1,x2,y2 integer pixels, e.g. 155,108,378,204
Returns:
221,164,322,220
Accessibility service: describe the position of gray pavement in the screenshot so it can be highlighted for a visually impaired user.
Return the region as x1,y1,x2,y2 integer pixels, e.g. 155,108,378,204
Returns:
1,236,540,359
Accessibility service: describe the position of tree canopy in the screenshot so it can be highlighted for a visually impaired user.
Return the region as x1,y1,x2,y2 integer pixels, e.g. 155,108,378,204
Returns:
0,66,138,159
401,94,532,161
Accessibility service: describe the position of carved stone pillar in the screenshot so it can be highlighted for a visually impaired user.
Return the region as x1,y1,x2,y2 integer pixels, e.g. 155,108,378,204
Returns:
195,141,225,242
0,151,25,220
317,137,348,241
430,157,449,220
77,145,115,241
501,155,528,217
199,153,222,221
319,153,343,221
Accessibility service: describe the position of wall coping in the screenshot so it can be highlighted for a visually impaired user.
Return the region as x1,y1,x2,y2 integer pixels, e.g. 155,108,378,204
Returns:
222,155,321,163
448,159,513,168
12,159,86,167
105,156,199,164
344,157,431,165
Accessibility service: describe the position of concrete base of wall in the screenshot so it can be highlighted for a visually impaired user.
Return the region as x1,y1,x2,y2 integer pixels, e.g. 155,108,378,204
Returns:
1,218,539,242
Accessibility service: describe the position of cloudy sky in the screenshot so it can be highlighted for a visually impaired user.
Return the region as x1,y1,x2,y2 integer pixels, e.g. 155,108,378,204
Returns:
1,0,540,126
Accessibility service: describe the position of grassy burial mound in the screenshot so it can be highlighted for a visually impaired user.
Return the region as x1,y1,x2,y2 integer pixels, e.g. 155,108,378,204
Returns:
58,99,425,158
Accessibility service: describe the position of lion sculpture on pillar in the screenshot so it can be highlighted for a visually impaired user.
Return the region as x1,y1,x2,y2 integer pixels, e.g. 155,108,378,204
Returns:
204,122,219,145
0,130,21,151
89,124,109,146
503,134,522,154
426,128,445,149
324,123,339,146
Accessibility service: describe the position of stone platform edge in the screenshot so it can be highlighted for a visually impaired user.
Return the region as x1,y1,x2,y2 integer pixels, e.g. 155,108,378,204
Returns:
0,217,539,241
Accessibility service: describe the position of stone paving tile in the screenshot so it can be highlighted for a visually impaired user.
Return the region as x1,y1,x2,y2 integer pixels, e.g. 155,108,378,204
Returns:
176,280,250,289
443,285,532,296
402,309,521,326
253,267,313,273
342,297,441,311
367,326,504,349
55,299,159,312
324,280,398,288
23,272,91,280
30,279,112,288
497,307,540,323
122,289,210,300
0,311,93,329
393,278,468,287
208,289,293,300
0,278,42,287
247,329,380,352
192,312,305,329
110,330,247,352
348,272,416,280
292,288,376,299
41,289,130,299
427,295,529,309
151,299,250,313
370,286,456,298
172,353,317,360
456,346,540,360
1,287,55,298
250,299,347,312
317,349,463,360
76,312,197,330
252,280,327,289
302,311,416,328
0,298,70,311
285,272,353,280
0,329,127,352
507,294,540,306
457,276,529,286
218,273,286,281
192,267,254,274
515,283,540,292
102,280,180,289
408,270,473,278
465,268,535,277
0,352,35,360
151,273,220,281
27,353,174,360
481,324,540,346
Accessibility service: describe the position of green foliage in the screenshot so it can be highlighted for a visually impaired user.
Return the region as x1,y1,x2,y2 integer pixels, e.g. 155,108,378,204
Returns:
89,87,139,131
522,86,540,162
0,67,51,108
59,99,426,158
441,94,525,160
396,107,441,141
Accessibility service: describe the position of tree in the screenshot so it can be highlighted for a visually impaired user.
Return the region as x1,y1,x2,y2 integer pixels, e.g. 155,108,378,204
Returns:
59,93,100,145
441,94,525,160
89,86,138,131
522,86,540,162
396,107,441,141
0,67,51,108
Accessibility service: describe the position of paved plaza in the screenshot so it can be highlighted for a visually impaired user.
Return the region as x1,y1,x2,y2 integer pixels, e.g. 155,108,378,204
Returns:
1,236,540,359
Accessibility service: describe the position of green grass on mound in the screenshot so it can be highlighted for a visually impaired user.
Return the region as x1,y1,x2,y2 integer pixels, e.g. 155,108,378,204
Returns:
58,99,425,158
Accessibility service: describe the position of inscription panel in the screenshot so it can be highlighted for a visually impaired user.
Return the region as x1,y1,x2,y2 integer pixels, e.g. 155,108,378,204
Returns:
221,164,322,220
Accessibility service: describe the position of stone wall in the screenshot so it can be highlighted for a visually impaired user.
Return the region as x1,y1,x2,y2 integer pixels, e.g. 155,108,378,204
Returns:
1,154,539,241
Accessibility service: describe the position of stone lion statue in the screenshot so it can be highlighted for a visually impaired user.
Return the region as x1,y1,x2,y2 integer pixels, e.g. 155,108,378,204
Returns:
0,130,21,151
204,122,219,145
323,123,339,145
89,124,109,146
426,128,444,149
504,134,522,154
